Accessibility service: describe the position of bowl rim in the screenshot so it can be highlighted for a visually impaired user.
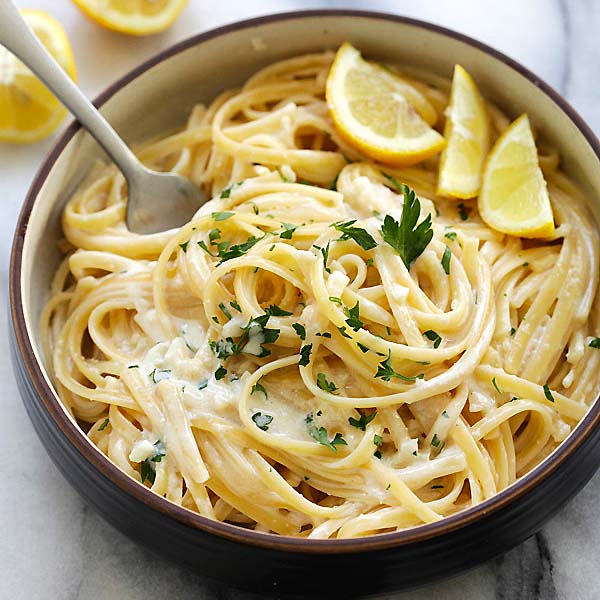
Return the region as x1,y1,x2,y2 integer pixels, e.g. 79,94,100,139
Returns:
10,8,600,554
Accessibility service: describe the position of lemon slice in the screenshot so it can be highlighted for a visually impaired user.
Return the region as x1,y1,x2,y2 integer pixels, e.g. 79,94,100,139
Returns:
326,43,445,166
479,114,554,238
71,0,188,36
0,10,76,144
437,64,490,198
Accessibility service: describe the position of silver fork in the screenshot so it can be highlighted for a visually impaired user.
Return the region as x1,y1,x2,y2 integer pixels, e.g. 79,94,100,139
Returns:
0,0,208,234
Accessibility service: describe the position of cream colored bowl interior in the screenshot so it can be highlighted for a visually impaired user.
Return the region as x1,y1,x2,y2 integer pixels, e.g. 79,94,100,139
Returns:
20,12,600,419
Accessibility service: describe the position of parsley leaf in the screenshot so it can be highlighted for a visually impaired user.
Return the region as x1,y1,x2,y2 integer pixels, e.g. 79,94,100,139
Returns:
218,235,263,263
198,379,208,390
299,344,312,367
444,230,457,241
431,433,441,447
589,337,600,349
543,384,555,403
380,185,433,269
292,323,306,340
316,372,337,393
305,414,347,452
280,223,297,240
150,368,171,384
219,302,232,321
212,211,235,221
98,418,109,432
382,172,403,191
230,300,241,312
220,182,242,198
344,301,363,331
357,342,369,353
492,377,503,394
375,350,423,382
329,296,342,305
441,246,451,275
252,412,273,431
320,241,331,273
215,365,228,380
457,203,470,221
424,330,442,349
179,241,189,252
266,305,293,317
510,327,516,336
251,380,268,398
373,433,383,447
348,409,377,431
332,220,377,250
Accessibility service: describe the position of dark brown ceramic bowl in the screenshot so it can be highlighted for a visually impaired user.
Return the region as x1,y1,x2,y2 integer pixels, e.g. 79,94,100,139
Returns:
9,10,600,598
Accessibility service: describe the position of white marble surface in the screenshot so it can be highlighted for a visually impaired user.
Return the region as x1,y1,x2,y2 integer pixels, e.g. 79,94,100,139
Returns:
1,0,598,598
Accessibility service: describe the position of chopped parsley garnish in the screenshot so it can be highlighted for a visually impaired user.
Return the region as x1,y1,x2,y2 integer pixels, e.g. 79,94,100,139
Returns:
348,409,377,431
431,485,444,489
305,413,347,452
150,368,171,384
442,410,449,418
220,182,242,198
276,167,291,182
332,220,377,250
315,332,332,338
589,337,600,349
252,412,273,431
299,344,312,367
431,433,441,448
329,296,342,305
522,262,529,267
373,433,383,447
218,235,263,262
344,301,363,331
212,211,235,221
292,323,306,340
251,380,268,398
492,377,503,394
179,241,189,252
375,350,424,382
211,315,220,324
316,372,337,393
252,203,259,215
269,244,276,252
373,450,382,459
215,365,228,380
320,241,331,273
219,302,232,321
337,326,352,339
357,342,370,354
209,228,221,243
380,185,433,269
382,172,403,191
280,223,297,240
98,418,109,432
266,304,293,317
128,365,139,369
140,441,166,485
457,203,470,221
230,300,241,312
543,384,555,403
424,330,442,349
441,246,452,275
444,230,457,241
510,327,516,336
365,258,374,267
198,379,208,390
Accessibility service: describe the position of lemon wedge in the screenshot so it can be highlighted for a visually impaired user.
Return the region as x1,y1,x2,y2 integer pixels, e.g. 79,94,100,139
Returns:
437,64,490,198
0,9,76,144
326,43,445,166
71,0,187,36
479,114,554,238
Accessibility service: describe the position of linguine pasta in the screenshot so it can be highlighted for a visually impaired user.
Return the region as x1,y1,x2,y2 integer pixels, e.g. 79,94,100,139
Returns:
41,51,600,538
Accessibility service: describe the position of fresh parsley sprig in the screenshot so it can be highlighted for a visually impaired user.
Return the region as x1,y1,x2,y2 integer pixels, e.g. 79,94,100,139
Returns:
380,185,433,269
348,409,377,431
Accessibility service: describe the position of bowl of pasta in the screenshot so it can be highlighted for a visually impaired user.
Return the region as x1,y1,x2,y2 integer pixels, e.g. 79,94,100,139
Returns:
9,9,600,597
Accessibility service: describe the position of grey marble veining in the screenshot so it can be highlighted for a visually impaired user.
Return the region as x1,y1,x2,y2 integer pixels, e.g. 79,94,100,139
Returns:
1,0,598,598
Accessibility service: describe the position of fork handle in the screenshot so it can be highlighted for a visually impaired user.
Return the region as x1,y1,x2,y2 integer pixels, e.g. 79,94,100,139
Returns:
0,0,142,180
